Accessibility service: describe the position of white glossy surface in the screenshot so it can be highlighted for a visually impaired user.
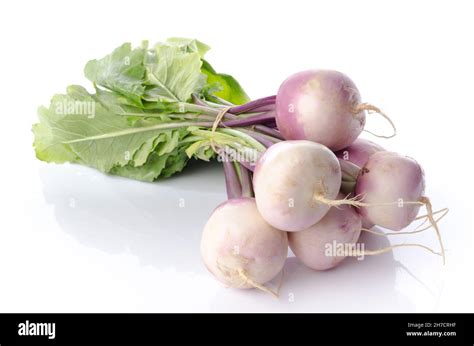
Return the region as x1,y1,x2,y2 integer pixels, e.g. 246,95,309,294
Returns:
0,0,473,312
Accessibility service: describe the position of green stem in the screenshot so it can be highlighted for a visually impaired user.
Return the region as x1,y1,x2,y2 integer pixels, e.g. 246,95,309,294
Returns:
339,159,361,182
182,103,221,116
218,128,267,152
340,180,357,195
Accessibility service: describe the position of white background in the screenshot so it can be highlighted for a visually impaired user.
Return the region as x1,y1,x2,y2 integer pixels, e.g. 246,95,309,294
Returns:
0,0,473,312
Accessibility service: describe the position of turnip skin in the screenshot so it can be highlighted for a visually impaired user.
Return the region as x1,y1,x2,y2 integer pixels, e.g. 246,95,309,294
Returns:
200,198,288,290
289,197,362,271
355,151,425,231
361,214,375,230
275,70,366,151
253,140,341,232
336,138,385,229
335,138,385,168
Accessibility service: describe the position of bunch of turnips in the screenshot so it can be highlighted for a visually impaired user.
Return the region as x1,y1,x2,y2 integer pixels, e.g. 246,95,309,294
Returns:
201,70,447,297
32,39,447,297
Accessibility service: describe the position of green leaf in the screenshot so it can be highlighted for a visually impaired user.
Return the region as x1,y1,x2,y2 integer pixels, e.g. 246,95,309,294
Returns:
32,116,79,164
83,39,250,106
84,42,147,106
160,150,190,178
112,128,190,181
201,60,250,105
163,39,250,104
165,37,210,57
93,88,171,120
33,85,191,173
144,43,203,103
111,148,189,182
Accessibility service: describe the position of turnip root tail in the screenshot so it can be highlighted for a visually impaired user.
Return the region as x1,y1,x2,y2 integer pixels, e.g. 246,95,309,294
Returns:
237,268,279,298
413,207,449,232
313,193,424,208
216,257,283,298
359,208,448,259
420,196,447,265
354,103,397,139
361,207,449,236
313,193,447,264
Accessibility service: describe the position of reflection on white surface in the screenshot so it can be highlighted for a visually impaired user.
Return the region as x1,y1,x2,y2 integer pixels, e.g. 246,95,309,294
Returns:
39,160,224,274
34,161,448,312
208,234,417,312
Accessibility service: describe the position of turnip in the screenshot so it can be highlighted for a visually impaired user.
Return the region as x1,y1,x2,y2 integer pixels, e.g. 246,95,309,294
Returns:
335,138,385,168
353,151,446,263
289,193,443,272
288,194,362,270
275,69,396,150
355,151,425,231
200,198,288,297
253,140,341,232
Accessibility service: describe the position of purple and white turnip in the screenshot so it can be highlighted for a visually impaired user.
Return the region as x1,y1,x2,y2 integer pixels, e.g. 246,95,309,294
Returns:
288,194,362,270
200,198,288,296
355,151,425,231
274,70,396,151
253,140,341,232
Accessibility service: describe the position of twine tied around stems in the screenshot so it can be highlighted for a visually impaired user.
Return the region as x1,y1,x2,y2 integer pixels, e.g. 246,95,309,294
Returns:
210,106,232,154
